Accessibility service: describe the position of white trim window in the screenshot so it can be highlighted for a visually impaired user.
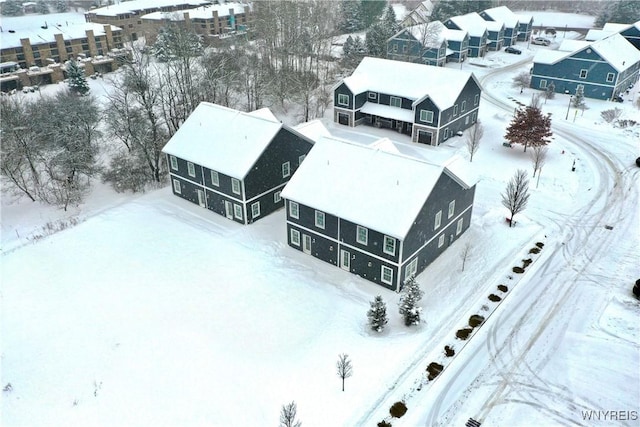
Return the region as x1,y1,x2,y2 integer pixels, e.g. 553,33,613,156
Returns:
405,257,418,279
539,79,547,89
211,170,219,187
438,234,445,248
368,91,378,100
289,201,299,219
474,94,479,106
453,104,458,116
390,96,402,108
472,112,477,123
231,178,241,195
337,93,349,106
381,266,394,285
187,161,196,177
170,155,178,171
434,210,442,230
282,161,291,178
606,72,614,83
461,100,466,113
579,69,587,79
420,110,434,123
456,218,464,235
274,191,282,203
356,225,368,245
448,200,456,218
315,210,325,229
383,235,396,256
290,228,301,246
251,201,260,218
172,179,181,194
233,204,243,219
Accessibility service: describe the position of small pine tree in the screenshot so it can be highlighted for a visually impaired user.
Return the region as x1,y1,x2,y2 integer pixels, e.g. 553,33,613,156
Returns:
2,0,24,16
572,86,586,111
398,276,423,326
36,0,49,14
367,295,388,332
66,60,90,95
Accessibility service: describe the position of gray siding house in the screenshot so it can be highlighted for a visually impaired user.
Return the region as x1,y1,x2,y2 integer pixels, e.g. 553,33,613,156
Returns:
444,12,489,58
333,57,482,146
387,21,448,67
162,102,314,224
480,6,520,47
281,136,477,291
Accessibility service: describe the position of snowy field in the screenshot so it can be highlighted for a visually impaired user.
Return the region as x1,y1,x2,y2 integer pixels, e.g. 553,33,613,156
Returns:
2,10,640,427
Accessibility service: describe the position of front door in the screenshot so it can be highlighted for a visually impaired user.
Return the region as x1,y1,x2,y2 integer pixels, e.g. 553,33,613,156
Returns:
224,201,233,219
197,189,206,208
303,234,311,254
340,249,350,271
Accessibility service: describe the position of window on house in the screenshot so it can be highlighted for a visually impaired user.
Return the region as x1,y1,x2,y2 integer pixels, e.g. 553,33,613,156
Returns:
465,116,469,125
356,225,368,245
381,266,393,285
390,96,402,108
472,112,477,123
383,235,396,255
282,161,290,178
539,79,547,89
461,100,466,112
456,218,464,235
290,229,300,246
211,170,219,186
315,210,325,229
606,72,614,82
444,128,449,140
187,161,196,177
289,201,299,219
392,44,398,53
298,154,306,165
402,44,408,53
337,93,349,106
172,179,181,194
231,178,241,195
405,257,418,279
474,94,479,106
448,200,455,218
434,210,442,229
251,202,260,218
579,69,587,79
438,234,445,248
420,110,434,123
233,204,243,219
274,191,282,203
368,91,377,100
170,155,178,170
453,104,458,116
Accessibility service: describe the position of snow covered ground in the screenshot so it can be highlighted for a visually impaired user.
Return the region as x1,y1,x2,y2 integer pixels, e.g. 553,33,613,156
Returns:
2,11,639,427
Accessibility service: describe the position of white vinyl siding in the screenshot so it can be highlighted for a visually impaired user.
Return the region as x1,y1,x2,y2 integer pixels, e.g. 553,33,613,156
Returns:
289,201,299,219
383,235,396,256
231,178,241,195
390,96,402,108
251,202,260,218
187,161,196,177
315,210,325,229
448,200,455,218
337,93,349,106
381,266,393,285
170,155,178,170
282,161,291,178
290,229,300,246
211,170,219,186
172,179,181,194
420,110,434,123
233,204,242,219
434,210,442,230
456,218,464,235
356,225,368,245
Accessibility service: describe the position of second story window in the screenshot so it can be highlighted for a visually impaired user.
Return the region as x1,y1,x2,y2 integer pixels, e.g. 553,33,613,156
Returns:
231,178,241,195
390,96,402,108
211,170,219,186
337,93,349,106
187,161,196,177
448,200,455,218
579,69,587,79
282,161,291,178
434,210,442,230
170,155,178,170
383,235,396,256
420,110,433,123
289,201,299,219
315,210,325,229
356,225,368,245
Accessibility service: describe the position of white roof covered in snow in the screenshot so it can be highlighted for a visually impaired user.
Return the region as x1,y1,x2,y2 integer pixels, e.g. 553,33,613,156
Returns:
340,57,478,110
293,120,330,143
448,12,489,37
485,20,504,32
88,0,210,17
162,102,286,179
360,103,414,122
515,13,533,24
400,21,447,47
534,33,640,72
482,6,520,27
141,2,250,20
585,29,615,41
442,27,468,42
1,22,121,49
602,22,634,32
281,136,476,239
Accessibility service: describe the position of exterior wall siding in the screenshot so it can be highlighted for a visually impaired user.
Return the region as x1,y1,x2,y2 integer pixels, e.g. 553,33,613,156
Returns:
287,200,339,240
334,83,354,110
339,218,400,263
205,190,246,224
246,186,285,224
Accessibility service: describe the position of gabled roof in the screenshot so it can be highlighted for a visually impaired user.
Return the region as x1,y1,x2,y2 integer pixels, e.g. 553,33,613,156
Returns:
392,21,447,48
442,27,468,42
533,33,640,72
515,13,533,24
448,12,489,37
0,22,121,49
585,29,615,41
293,120,330,143
602,22,634,33
337,57,479,110
281,136,476,239
402,0,434,25
485,20,504,32
482,6,520,27
162,102,285,179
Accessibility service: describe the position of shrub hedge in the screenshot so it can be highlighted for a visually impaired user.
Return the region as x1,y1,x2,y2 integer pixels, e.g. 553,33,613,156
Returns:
456,328,473,340
390,401,408,418
498,284,508,292
469,314,485,328
488,294,502,302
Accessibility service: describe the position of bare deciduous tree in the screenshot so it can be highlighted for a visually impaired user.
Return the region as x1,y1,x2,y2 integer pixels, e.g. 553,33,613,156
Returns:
336,353,353,392
512,71,531,94
460,241,472,272
501,169,531,227
529,145,548,178
279,401,302,427
465,120,483,162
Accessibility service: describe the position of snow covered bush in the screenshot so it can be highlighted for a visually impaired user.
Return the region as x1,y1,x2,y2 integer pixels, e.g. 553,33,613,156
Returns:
601,108,623,123
367,295,388,332
102,152,153,193
398,276,423,326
